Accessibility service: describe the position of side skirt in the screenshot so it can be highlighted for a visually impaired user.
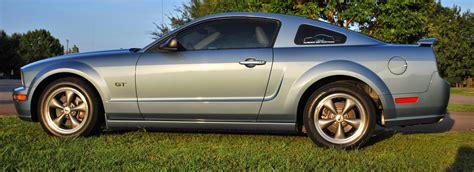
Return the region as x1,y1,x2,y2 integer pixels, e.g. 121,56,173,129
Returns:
106,120,298,134
384,114,445,127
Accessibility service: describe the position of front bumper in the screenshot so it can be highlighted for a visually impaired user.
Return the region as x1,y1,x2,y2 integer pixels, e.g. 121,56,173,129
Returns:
384,72,450,127
12,86,33,121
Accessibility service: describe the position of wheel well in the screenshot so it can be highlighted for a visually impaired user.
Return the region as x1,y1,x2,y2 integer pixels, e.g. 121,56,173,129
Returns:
30,73,104,122
296,75,383,133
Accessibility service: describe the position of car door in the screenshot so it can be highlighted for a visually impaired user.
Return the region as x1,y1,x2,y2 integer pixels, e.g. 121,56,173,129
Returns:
136,18,280,121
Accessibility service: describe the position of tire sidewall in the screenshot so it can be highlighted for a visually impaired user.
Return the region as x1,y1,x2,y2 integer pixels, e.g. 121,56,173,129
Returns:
304,83,376,149
38,78,99,137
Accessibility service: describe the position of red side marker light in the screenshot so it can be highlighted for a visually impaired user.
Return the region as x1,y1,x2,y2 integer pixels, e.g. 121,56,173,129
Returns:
395,97,418,104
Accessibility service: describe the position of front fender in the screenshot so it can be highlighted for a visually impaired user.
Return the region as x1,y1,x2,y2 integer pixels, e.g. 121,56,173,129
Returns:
28,61,110,105
289,60,396,120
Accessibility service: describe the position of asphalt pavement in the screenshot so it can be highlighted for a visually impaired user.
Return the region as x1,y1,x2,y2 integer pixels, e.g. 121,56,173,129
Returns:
0,79,472,132
0,80,20,115
450,96,474,104
0,79,21,92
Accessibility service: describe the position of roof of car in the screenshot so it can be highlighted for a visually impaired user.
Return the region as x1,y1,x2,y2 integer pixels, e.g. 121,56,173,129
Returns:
142,12,383,51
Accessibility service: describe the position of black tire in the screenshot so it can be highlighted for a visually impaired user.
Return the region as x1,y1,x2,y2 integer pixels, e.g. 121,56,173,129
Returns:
38,77,102,137
303,82,376,149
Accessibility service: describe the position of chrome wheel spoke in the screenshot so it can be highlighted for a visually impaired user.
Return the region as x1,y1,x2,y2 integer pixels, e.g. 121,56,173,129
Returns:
318,119,336,129
342,98,355,115
69,115,80,128
314,93,367,144
53,113,66,126
344,119,361,129
65,90,75,105
71,103,86,112
44,87,90,134
50,98,64,110
323,99,338,115
335,122,346,139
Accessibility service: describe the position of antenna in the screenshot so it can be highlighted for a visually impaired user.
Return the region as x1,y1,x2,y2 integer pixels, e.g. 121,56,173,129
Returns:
161,0,164,25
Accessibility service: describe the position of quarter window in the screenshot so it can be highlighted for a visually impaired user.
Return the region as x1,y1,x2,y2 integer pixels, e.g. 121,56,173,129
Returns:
294,25,346,45
176,18,279,51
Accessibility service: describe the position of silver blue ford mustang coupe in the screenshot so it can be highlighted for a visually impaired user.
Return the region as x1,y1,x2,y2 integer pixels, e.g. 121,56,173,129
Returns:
13,12,449,148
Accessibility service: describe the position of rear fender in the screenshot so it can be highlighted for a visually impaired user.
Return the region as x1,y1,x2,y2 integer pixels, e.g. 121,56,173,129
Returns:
290,60,396,120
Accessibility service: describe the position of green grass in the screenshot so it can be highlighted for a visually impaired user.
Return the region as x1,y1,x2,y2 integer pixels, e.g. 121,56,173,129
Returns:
451,88,474,96
448,104,474,112
0,117,473,170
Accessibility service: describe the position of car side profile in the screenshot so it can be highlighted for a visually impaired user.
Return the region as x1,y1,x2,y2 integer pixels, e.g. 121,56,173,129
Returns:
13,12,450,148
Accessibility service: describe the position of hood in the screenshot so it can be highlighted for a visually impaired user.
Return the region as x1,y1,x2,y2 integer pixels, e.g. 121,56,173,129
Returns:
21,49,134,70
19,48,139,88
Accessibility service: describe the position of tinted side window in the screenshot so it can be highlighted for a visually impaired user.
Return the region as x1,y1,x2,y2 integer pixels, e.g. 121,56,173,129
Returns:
294,25,346,45
176,19,279,51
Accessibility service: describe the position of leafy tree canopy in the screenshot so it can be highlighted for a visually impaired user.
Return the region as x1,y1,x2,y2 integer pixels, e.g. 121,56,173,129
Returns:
1,29,64,78
18,29,64,65
65,45,80,54
427,4,473,84
152,0,434,44
0,30,22,76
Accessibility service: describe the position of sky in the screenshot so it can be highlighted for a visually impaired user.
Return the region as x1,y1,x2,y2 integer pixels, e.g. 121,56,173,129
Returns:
0,0,472,52
0,0,187,52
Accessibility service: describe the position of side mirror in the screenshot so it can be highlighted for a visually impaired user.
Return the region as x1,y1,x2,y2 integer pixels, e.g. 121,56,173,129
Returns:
159,37,178,51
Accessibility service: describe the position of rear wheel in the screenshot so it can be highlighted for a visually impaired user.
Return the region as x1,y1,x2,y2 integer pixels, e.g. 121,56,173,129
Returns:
304,82,375,149
38,77,101,137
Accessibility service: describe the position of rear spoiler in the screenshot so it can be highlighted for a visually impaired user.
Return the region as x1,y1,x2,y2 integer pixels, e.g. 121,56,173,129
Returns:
417,38,436,47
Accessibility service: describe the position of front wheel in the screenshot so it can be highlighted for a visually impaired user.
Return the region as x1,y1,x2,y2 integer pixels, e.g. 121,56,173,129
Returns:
304,82,376,149
38,77,102,137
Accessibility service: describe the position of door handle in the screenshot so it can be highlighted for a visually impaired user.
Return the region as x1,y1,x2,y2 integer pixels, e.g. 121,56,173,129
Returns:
239,58,266,68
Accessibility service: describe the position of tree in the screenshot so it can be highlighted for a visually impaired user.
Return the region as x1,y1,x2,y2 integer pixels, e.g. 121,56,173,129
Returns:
427,4,473,85
65,45,80,54
17,29,64,65
71,45,80,54
0,30,10,73
152,0,434,43
0,30,22,77
152,0,373,38
0,29,65,78
359,0,435,44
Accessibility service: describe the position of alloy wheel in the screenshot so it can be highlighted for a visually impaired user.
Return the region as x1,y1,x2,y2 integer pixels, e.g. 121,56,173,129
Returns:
43,87,89,134
313,93,367,144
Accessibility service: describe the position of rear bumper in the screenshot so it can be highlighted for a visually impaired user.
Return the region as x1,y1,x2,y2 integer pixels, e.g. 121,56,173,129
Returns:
12,86,33,121
384,72,449,127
